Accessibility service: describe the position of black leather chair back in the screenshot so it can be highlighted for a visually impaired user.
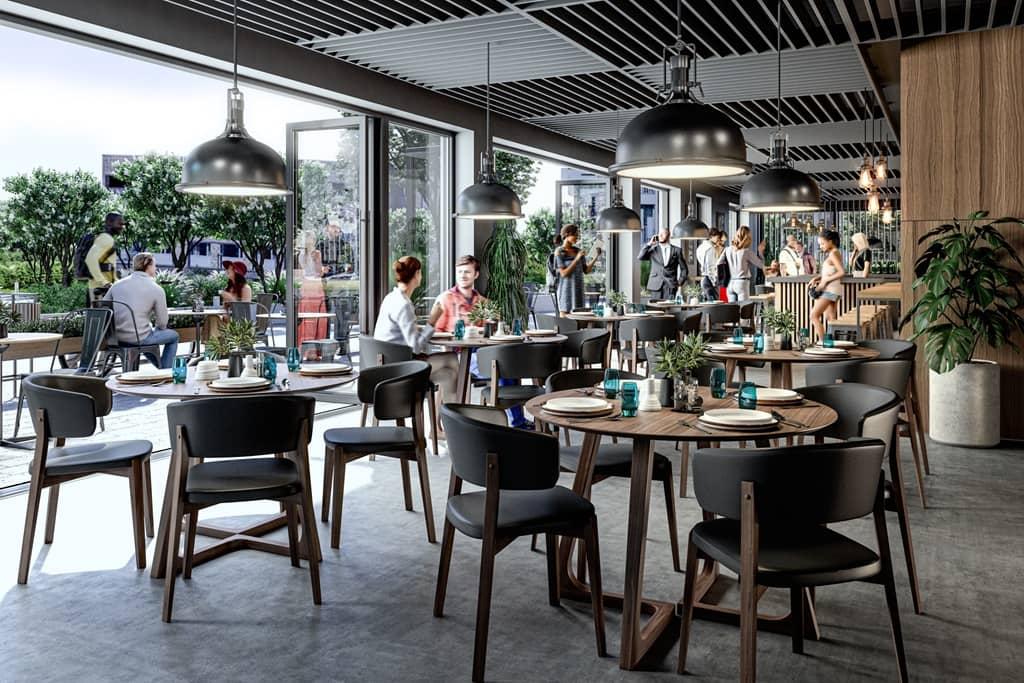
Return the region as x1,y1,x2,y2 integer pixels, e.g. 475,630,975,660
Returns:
537,313,578,334
229,301,258,323
49,308,111,373
358,335,413,370
859,339,916,360
673,310,703,335
167,395,315,459
805,359,912,400
618,316,678,344
441,404,559,490
545,368,643,393
704,303,740,326
476,343,562,382
798,383,900,441
563,329,608,364
23,373,110,438
357,360,431,419
692,440,887,525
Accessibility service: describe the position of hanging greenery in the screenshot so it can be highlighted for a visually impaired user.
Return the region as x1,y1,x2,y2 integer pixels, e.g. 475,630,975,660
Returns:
483,222,528,324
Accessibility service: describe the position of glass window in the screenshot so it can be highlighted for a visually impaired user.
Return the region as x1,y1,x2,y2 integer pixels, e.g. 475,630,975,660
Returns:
557,180,609,302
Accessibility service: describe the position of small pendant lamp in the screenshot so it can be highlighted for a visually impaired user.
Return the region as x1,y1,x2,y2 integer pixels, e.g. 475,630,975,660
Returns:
597,179,642,232
672,179,709,239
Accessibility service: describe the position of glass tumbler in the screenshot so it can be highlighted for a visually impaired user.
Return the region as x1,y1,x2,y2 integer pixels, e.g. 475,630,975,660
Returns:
262,355,277,383
732,327,744,345
753,333,765,354
823,333,835,348
172,356,188,384
454,318,466,340
739,381,758,409
711,367,727,399
603,367,620,399
620,381,639,417
286,346,302,372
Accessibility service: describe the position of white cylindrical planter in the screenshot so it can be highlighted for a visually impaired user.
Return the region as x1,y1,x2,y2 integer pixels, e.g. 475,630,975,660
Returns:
928,360,1000,447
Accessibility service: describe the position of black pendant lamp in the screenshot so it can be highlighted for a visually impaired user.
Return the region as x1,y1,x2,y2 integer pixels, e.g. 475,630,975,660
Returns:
455,43,523,220
740,1,820,213
177,0,289,196
610,1,749,180
597,179,641,232
672,180,708,239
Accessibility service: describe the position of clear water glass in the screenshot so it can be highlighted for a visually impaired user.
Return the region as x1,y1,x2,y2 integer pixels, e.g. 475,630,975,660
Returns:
739,381,758,409
620,381,639,417
286,346,301,372
172,356,188,384
711,367,727,399
603,367,620,399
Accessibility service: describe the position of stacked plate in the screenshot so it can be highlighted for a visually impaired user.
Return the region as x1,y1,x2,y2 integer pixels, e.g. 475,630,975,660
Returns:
574,310,595,316
542,396,614,417
700,408,778,431
208,376,272,393
815,340,857,348
431,331,453,340
745,388,803,406
299,363,353,377
624,312,649,318
707,343,746,353
525,328,557,337
803,346,850,358
194,360,220,381
489,334,525,342
217,358,231,370
117,369,173,384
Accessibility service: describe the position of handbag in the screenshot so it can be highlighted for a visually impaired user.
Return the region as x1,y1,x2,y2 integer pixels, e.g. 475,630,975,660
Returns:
716,261,731,288
807,281,822,299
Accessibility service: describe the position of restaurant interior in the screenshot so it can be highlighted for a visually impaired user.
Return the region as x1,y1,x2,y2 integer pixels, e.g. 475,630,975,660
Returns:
1,1,1023,681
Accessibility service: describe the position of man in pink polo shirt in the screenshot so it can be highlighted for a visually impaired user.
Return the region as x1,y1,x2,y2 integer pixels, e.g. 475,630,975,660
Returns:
429,254,484,332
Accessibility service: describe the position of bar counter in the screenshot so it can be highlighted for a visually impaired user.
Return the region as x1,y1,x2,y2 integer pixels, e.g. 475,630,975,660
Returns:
766,275,899,334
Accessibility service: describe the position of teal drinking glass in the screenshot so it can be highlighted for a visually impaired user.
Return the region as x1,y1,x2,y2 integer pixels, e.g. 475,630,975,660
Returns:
172,356,188,384
262,355,277,383
603,367,620,399
620,381,639,417
753,333,765,354
286,346,301,372
732,327,744,344
454,318,465,340
823,333,835,348
711,367,727,399
739,381,758,409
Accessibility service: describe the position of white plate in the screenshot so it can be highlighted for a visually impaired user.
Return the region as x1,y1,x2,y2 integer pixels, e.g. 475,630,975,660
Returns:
489,334,525,342
299,363,352,375
700,408,777,426
217,359,230,370
708,344,746,353
119,369,173,381
525,329,557,336
431,331,453,340
210,377,271,389
544,397,611,413
573,310,595,316
624,312,649,318
754,388,800,401
803,347,849,356
816,340,857,348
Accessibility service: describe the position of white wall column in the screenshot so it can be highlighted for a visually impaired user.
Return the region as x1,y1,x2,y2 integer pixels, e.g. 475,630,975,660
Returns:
615,177,642,301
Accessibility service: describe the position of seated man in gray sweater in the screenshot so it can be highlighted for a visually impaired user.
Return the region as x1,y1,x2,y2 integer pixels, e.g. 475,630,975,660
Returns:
103,252,179,369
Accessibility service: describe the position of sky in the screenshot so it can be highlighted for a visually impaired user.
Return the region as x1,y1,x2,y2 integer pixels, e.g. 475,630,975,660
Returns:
0,23,563,210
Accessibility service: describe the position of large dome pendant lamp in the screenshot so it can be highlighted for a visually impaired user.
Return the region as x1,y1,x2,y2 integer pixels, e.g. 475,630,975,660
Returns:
739,0,821,213
176,0,289,196
454,43,524,221
609,0,750,180
672,179,709,239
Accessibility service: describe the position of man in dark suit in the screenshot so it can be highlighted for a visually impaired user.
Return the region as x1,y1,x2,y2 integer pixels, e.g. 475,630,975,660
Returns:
637,227,687,300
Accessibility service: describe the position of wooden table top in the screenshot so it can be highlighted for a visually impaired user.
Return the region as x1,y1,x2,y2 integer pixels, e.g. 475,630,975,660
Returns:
256,312,334,320
106,367,357,400
525,388,836,441
431,333,567,349
646,300,714,309
0,332,63,346
748,292,776,302
568,312,672,323
856,282,902,301
705,346,880,364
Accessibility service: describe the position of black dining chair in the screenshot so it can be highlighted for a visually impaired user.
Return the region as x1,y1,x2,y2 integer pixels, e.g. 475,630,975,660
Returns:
704,303,741,332
18,373,154,585
805,359,927,508
536,313,578,334
797,382,923,615
162,395,320,622
859,339,930,475
544,368,681,572
475,342,562,412
435,404,606,682
618,316,679,375
672,309,703,336
322,361,435,549
677,440,907,682
562,328,609,369
96,299,161,373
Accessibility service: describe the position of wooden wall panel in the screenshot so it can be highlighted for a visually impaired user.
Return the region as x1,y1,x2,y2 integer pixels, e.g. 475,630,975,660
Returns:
901,27,1024,440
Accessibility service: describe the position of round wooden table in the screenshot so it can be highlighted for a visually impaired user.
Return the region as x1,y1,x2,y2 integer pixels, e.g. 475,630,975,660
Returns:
167,309,227,357
107,365,357,581
430,333,567,402
706,345,880,389
525,388,837,671
0,333,63,446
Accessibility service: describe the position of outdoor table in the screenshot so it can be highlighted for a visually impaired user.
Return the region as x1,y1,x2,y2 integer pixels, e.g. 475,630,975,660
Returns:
0,332,63,447
524,388,837,670
107,366,357,581
705,345,880,389
430,333,567,403
167,309,225,357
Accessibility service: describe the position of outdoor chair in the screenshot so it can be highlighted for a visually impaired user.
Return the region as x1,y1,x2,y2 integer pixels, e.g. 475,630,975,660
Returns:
96,299,161,373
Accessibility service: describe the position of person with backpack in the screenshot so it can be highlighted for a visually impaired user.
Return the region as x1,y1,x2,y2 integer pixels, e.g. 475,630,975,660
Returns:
76,212,125,306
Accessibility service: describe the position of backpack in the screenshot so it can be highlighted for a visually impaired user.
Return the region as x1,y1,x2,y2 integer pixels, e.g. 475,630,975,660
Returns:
546,249,559,283
73,232,96,279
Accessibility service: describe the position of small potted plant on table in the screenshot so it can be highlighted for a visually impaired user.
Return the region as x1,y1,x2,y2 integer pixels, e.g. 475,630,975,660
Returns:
607,290,628,315
467,300,500,337
683,283,703,305
0,301,21,340
654,332,708,410
762,307,796,351
205,319,258,376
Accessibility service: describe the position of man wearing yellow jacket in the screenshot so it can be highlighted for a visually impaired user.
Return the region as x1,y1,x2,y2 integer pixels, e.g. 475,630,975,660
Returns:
84,213,125,304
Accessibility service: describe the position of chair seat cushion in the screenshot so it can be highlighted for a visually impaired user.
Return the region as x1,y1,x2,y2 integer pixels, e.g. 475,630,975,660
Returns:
324,426,416,454
691,518,881,587
446,487,594,539
43,440,152,476
186,458,301,504
559,443,671,480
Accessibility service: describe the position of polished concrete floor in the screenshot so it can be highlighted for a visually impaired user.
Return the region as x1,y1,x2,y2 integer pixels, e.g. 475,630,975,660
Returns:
1,397,1022,681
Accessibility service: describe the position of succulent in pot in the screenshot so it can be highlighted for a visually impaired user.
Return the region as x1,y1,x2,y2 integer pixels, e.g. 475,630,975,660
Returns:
0,301,21,339
654,333,708,410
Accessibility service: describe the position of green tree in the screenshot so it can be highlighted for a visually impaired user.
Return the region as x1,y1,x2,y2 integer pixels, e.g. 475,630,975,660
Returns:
0,168,114,285
494,150,539,204
200,197,287,286
115,154,202,270
521,208,557,284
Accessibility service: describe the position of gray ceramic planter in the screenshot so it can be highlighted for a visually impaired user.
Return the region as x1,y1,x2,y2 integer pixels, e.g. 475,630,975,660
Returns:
928,360,1000,447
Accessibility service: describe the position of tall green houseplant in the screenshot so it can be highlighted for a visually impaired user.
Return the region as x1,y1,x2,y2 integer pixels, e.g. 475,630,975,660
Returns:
483,223,528,323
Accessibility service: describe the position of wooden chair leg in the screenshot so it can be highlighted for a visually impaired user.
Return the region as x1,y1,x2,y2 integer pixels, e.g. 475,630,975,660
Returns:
415,449,437,543
890,440,924,615
676,537,699,674
433,519,456,617
400,457,414,512
427,392,440,456
874,500,909,682
285,503,300,568
161,496,185,622
903,408,928,508
321,445,334,523
582,519,607,657
576,538,587,584
530,533,538,551
182,512,198,579
44,484,60,544
544,533,559,606
563,427,571,448
298,489,322,605
330,452,347,549
790,587,805,654
662,472,682,572
18,477,45,585
909,376,930,474
142,459,154,538
128,460,147,570
472,536,498,682
679,442,690,498
360,403,368,427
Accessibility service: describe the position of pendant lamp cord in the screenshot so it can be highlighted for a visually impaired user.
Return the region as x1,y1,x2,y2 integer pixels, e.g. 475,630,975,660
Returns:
676,0,682,42
485,42,491,158
776,0,782,130
232,0,238,89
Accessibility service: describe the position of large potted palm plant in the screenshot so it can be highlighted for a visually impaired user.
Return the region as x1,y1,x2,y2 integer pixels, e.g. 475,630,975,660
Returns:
483,223,528,325
900,211,1024,447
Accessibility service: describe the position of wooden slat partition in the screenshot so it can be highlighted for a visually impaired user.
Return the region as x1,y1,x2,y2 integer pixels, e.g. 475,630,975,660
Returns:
767,276,898,339
901,27,1024,439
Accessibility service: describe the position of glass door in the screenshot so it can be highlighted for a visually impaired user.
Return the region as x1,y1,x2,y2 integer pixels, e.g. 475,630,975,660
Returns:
555,178,610,304
286,117,367,356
